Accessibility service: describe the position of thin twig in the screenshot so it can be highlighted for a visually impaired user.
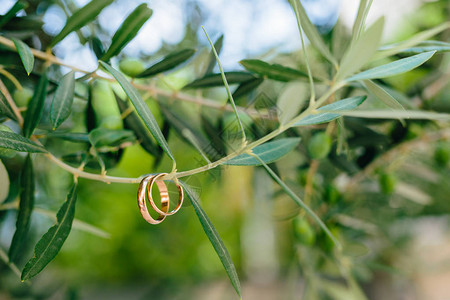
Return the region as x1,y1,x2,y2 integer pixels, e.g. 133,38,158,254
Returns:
0,78,23,126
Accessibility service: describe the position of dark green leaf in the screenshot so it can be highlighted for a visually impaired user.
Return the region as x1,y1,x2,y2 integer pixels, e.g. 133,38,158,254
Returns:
205,34,224,74
46,132,89,143
21,183,78,281
0,91,18,121
50,71,75,129
101,4,152,61
184,72,256,88
114,93,160,157
240,59,308,82
9,155,34,264
88,128,135,147
289,0,337,65
180,182,241,297
12,38,34,75
224,137,301,166
23,72,48,138
90,37,105,59
0,131,47,153
0,1,28,29
99,61,175,163
347,51,436,81
50,0,114,47
232,77,263,100
294,96,367,126
137,49,196,78
337,17,384,80
330,110,450,120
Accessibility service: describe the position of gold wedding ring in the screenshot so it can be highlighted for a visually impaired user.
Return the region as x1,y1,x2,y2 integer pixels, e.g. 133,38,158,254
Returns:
137,173,184,224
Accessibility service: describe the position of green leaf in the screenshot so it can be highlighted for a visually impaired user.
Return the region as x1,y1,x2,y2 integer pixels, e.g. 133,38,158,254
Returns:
277,83,308,125
205,34,224,74
114,93,160,157
0,160,10,204
184,72,256,88
99,61,175,163
223,137,301,166
180,182,241,298
0,131,47,153
347,51,436,82
375,22,450,59
23,72,48,138
240,59,308,82
363,80,404,110
293,96,367,126
0,91,17,121
398,40,450,54
9,155,34,264
46,132,89,143
351,0,372,43
328,109,450,121
289,0,337,66
21,183,78,281
50,71,75,129
337,17,384,80
232,77,264,100
0,1,28,29
49,0,114,47
88,128,135,147
12,38,34,75
137,48,196,78
101,4,152,61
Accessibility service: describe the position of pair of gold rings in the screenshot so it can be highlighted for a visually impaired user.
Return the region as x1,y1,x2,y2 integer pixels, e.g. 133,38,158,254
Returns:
137,173,184,224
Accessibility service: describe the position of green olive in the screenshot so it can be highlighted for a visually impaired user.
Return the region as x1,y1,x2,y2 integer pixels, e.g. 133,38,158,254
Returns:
100,115,123,130
379,172,396,195
293,217,316,246
308,132,332,160
91,80,122,129
434,143,449,166
324,184,340,204
0,125,16,158
12,87,33,107
119,58,146,77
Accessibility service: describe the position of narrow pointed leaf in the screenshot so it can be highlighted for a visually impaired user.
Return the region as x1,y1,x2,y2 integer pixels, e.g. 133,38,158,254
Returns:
375,22,450,59
0,131,47,153
99,61,175,163
0,1,28,29
23,72,48,138
137,49,196,78
50,0,113,47
0,160,9,204
12,38,34,75
180,182,241,297
88,128,135,147
364,80,404,110
224,137,301,166
46,132,90,143
50,71,75,129
240,59,308,82
328,110,450,121
399,40,450,54
184,72,256,89
277,83,308,125
232,77,263,100
337,17,384,80
205,34,224,74
294,96,367,126
351,0,371,42
101,4,152,61
21,183,78,281
347,51,436,82
289,0,337,65
9,155,34,263
0,91,17,121
114,93,160,156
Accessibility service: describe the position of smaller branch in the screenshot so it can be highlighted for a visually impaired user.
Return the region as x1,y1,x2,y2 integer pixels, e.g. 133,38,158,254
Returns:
0,78,23,126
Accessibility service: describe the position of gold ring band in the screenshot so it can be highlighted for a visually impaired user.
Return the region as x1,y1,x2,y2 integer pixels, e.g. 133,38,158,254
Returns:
137,175,169,224
147,173,184,216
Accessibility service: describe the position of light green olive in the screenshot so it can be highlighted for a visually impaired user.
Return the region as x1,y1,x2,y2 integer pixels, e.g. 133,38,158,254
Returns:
100,115,123,130
119,58,146,77
308,132,332,160
0,125,16,158
379,172,396,195
91,80,122,129
293,217,316,246
12,87,33,107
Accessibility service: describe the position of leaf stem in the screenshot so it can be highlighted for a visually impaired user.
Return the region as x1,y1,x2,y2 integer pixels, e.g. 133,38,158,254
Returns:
0,78,24,126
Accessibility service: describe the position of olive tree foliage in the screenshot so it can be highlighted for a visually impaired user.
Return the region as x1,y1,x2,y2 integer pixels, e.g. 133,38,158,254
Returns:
0,0,449,298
